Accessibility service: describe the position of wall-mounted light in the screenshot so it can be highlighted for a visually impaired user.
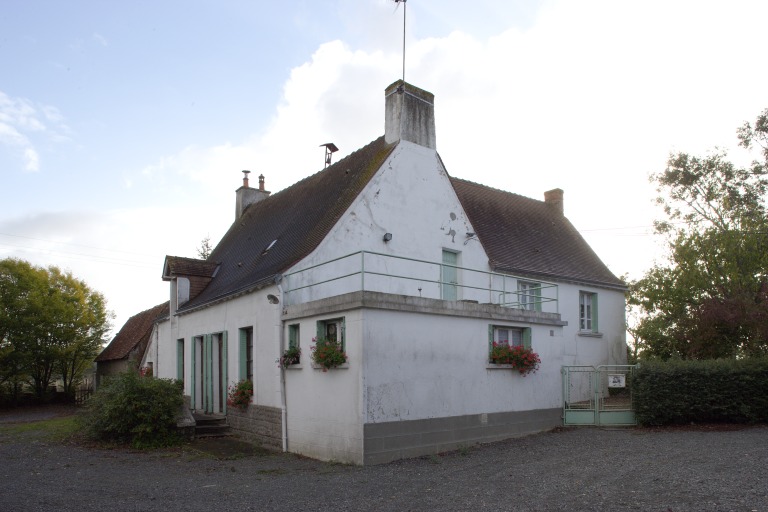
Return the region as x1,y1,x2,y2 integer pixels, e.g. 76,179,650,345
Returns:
267,294,280,304
383,233,393,242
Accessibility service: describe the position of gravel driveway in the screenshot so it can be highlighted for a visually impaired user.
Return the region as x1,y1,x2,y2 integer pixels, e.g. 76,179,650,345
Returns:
1,408,766,512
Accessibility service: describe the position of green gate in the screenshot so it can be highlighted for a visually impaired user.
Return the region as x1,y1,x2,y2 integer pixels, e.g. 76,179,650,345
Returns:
562,365,638,426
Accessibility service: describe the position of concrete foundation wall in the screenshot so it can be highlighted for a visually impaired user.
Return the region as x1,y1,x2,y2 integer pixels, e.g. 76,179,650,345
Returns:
227,404,282,450
363,407,562,465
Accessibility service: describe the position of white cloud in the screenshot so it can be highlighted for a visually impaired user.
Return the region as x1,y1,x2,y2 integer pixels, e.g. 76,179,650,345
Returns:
0,90,72,173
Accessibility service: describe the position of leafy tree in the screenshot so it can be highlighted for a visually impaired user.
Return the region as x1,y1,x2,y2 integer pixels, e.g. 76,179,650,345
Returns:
0,258,112,400
196,235,213,260
629,108,768,359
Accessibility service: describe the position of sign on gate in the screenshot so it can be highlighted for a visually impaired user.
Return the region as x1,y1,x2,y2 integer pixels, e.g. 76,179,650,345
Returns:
561,365,638,426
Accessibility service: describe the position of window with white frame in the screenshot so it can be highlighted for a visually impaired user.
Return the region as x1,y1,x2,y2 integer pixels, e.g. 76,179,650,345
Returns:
579,291,598,332
288,324,300,350
518,281,541,311
493,326,524,347
489,325,532,364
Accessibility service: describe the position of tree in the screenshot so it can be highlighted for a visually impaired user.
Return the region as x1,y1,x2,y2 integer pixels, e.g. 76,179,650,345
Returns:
0,258,112,400
629,108,768,360
196,235,213,260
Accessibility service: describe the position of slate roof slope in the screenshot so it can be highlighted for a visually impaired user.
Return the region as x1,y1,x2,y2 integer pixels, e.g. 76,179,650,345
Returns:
450,177,625,290
178,136,397,313
95,301,169,362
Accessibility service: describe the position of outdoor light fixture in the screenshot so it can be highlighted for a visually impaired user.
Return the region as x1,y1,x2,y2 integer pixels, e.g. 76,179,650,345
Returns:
383,233,393,242
267,294,280,304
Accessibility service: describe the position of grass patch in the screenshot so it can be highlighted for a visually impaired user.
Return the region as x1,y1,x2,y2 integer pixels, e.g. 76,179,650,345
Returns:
0,415,80,442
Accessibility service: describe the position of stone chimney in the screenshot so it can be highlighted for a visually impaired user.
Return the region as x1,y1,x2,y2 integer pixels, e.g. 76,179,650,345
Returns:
236,171,270,219
544,188,564,215
384,80,436,149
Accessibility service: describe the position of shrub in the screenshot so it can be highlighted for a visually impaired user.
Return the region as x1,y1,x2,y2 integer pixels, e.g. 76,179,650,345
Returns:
227,379,253,410
79,370,184,448
633,358,768,426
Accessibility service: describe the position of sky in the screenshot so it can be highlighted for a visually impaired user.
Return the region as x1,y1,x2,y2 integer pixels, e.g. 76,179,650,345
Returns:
2,0,767,336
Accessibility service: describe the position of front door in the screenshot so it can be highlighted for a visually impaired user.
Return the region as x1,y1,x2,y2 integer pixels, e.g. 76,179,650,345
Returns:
192,332,228,414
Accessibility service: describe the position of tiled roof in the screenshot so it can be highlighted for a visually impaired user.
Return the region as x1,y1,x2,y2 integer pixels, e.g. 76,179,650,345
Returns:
177,136,397,313
451,177,625,289
95,301,169,362
162,256,219,280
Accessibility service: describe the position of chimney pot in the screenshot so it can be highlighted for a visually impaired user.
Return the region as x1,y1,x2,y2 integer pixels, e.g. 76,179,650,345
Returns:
242,170,251,188
259,174,265,191
236,172,270,219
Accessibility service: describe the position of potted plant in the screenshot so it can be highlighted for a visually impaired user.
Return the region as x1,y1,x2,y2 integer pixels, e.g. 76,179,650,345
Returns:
226,379,253,410
489,343,541,376
310,337,347,371
278,345,301,368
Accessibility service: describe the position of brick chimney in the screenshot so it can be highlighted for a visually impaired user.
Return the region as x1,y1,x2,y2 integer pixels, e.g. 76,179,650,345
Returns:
384,80,436,149
236,171,270,219
544,188,564,215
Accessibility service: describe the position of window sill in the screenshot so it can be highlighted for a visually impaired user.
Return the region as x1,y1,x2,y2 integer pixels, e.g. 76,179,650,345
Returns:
311,363,350,370
486,364,515,370
284,364,303,370
578,331,603,338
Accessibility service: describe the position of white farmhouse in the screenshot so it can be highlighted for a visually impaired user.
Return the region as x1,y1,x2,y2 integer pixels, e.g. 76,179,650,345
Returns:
142,80,627,464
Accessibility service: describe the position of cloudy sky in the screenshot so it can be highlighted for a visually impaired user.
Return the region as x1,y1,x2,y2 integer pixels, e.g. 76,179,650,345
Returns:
2,0,767,335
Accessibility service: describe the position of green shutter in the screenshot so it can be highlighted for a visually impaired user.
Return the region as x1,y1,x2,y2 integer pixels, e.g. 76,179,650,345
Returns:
340,318,346,351
239,329,247,380
177,339,184,381
592,294,599,332
522,328,532,349
222,331,228,415
317,321,324,340
190,338,196,409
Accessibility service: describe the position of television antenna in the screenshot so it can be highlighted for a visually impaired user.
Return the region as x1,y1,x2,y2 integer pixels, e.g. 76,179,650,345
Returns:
393,0,407,84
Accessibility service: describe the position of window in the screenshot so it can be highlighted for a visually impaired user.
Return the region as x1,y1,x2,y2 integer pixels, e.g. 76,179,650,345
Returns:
288,324,300,350
490,325,530,349
579,292,598,332
239,327,253,382
441,250,459,300
317,317,345,350
518,281,541,311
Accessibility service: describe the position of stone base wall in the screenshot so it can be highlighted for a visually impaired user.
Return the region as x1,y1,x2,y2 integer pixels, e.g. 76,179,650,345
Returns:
363,408,562,465
227,404,282,450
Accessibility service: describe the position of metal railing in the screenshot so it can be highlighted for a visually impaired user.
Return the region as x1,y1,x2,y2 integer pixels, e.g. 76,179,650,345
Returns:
283,251,558,312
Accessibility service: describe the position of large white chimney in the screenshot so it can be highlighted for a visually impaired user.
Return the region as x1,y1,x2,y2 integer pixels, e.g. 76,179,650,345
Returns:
384,80,436,149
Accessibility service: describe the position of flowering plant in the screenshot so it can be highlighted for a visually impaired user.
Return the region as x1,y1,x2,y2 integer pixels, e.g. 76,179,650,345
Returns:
139,366,153,378
489,343,541,376
310,337,347,371
278,345,301,368
226,379,253,410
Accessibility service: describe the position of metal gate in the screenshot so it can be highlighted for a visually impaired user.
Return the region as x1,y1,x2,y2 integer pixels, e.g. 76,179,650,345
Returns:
562,365,638,426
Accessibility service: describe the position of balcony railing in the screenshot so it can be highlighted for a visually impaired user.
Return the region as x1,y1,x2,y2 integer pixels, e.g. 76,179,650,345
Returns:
283,251,558,313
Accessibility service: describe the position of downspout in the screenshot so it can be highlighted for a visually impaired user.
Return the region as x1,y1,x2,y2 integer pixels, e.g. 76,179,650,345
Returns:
276,281,287,453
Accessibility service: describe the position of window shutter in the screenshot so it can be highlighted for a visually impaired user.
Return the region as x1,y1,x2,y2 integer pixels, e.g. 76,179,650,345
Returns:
190,338,196,408
177,339,184,381
222,331,228,415
239,329,247,380
523,328,532,349
592,294,599,332
317,321,324,341
340,318,346,350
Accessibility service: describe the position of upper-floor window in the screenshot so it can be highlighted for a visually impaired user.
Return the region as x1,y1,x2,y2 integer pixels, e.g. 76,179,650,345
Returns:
518,281,541,311
579,292,598,332
318,317,345,350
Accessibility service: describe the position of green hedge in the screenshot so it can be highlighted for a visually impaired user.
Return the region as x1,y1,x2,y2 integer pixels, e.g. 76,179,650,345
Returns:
633,358,768,426
79,370,184,448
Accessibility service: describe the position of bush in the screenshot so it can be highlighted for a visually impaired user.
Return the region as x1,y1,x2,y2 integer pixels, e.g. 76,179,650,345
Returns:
79,370,184,448
633,358,768,426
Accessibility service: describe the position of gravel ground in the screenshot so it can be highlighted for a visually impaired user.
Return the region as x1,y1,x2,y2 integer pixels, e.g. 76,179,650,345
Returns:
1,408,767,512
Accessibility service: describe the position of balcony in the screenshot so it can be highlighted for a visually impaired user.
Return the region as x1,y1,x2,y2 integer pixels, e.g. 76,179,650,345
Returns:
283,251,559,314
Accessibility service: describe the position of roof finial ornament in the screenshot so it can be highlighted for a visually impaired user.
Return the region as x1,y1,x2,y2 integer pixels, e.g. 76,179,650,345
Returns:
394,0,407,88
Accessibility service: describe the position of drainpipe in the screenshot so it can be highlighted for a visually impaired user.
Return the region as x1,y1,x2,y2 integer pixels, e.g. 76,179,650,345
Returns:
276,281,287,453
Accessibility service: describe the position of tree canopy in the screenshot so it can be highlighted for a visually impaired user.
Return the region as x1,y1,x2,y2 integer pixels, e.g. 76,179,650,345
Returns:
0,258,112,400
629,108,768,360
